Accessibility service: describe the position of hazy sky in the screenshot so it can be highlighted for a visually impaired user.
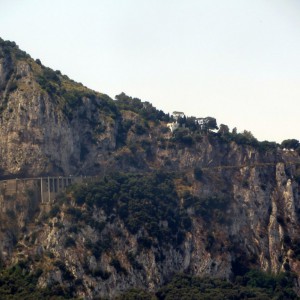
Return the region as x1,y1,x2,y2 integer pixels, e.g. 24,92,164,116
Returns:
1,0,300,142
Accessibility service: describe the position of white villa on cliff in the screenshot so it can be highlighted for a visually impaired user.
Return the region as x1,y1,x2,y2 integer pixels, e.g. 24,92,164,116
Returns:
167,111,185,132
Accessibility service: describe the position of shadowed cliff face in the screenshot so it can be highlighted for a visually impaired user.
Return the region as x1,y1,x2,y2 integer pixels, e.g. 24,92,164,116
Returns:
1,38,300,299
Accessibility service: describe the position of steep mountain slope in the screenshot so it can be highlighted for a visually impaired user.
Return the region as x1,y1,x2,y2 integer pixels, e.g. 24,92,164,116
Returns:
1,38,300,299
0,38,119,178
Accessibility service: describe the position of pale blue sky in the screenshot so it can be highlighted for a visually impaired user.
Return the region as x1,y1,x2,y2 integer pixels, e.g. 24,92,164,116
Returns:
1,0,300,142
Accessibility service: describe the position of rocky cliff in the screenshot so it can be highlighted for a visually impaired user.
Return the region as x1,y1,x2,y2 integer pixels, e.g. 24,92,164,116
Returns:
1,38,300,299
0,38,120,178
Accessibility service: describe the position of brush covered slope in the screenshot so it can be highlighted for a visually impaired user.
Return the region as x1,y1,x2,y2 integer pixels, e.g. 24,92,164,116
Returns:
1,38,300,299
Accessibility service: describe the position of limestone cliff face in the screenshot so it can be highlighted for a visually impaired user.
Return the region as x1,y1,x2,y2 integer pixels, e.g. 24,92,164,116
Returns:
1,144,299,299
1,38,300,299
0,39,118,178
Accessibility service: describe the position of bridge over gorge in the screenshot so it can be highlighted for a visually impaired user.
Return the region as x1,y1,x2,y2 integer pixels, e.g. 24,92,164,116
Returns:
0,176,99,204
0,159,300,205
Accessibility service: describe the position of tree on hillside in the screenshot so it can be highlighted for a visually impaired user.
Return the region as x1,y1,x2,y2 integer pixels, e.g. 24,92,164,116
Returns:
205,117,218,130
218,124,230,135
281,139,300,150
242,130,255,140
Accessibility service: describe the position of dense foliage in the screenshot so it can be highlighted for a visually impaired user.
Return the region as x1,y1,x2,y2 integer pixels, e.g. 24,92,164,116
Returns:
166,115,279,153
115,93,170,122
119,271,299,300
0,262,76,299
0,38,30,61
281,139,300,151
0,262,297,300
66,172,191,247
214,129,278,152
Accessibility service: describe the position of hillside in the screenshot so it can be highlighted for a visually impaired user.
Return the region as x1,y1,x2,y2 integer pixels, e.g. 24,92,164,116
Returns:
1,38,300,299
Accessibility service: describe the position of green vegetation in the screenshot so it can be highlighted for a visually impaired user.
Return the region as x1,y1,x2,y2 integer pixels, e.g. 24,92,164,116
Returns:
295,167,300,185
7,80,18,93
0,37,119,122
171,128,194,146
110,258,128,275
66,172,191,247
183,192,230,224
194,167,203,181
166,113,278,153
0,262,76,299
119,271,299,300
171,115,218,135
35,65,118,120
0,38,30,61
61,86,118,120
215,129,278,152
64,236,76,248
49,205,60,218
281,139,300,151
115,92,170,122
116,289,155,300
156,272,299,300
0,39,31,114
0,263,297,299
84,235,112,259
165,114,279,153
36,67,61,95
1,38,284,157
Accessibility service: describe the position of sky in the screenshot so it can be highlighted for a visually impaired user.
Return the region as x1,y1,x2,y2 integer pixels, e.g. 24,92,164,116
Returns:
1,0,300,142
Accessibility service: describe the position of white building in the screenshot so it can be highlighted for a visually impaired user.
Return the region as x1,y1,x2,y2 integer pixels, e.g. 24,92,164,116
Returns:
172,111,185,121
167,122,179,132
195,118,209,130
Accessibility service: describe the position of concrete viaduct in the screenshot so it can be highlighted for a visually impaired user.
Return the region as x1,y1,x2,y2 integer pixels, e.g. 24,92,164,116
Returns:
0,176,98,204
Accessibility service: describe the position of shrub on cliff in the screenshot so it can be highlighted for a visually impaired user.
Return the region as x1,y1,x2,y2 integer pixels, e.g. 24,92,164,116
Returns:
115,92,169,122
171,128,194,146
281,139,300,150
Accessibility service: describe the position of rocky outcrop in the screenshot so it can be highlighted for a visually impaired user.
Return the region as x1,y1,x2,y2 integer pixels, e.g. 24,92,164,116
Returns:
0,150,299,299
0,39,118,178
1,38,300,299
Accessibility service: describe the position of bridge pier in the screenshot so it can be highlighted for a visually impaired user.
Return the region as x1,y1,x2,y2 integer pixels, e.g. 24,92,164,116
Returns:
0,175,96,205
